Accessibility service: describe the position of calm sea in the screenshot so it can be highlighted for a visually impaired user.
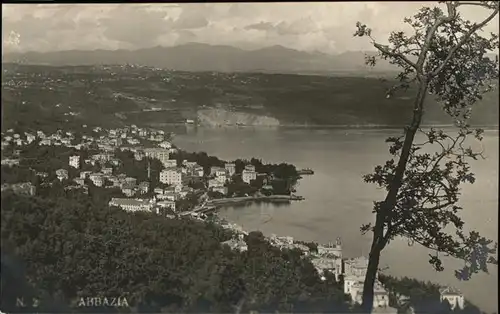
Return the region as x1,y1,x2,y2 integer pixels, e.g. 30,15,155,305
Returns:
172,127,499,313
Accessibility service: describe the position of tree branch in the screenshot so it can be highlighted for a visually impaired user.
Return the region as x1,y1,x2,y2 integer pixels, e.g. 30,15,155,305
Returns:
430,5,500,77
457,1,499,9
420,200,454,212
373,43,420,73
416,9,455,70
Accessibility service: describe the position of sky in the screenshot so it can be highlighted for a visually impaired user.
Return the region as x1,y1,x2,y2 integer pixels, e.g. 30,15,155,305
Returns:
2,2,499,55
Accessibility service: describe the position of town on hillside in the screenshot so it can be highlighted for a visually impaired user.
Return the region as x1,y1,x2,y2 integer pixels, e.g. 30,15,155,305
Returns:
1,124,301,214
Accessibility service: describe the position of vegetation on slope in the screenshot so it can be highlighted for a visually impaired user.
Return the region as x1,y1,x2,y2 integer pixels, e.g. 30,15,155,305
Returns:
2,64,498,134
1,191,351,313
0,191,487,314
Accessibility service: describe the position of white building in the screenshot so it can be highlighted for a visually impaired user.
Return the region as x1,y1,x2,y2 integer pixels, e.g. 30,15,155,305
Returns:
163,159,177,168
244,165,256,172
157,200,176,212
149,134,164,142
178,187,193,198
344,256,371,278
225,163,236,176
108,176,121,187
344,275,365,296
242,169,257,184
1,159,20,167
26,133,36,144
69,155,80,169
193,166,204,177
372,306,398,314
121,184,136,197
277,236,294,245
439,287,464,310
211,166,226,177
342,255,391,309
110,158,121,167
164,186,178,194
311,256,343,281
213,186,228,195
74,178,85,186
183,161,197,168
208,179,223,188
317,238,343,258
348,279,390,309
92,153,112,163
157,192,176,201
124,177,137,186
221,238,248,252
215,172,226,184
55,169,69,181
80,171,92,179
109,198,153,212
158,141,172,149
160,168,182,186
89,173,104,187
134,150,145,161
144,148,170,166
39,139,52,146
138,182,150,194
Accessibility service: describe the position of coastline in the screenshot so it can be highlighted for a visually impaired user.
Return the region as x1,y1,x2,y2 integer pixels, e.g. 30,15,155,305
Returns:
208,194,304,206
153,122,500,132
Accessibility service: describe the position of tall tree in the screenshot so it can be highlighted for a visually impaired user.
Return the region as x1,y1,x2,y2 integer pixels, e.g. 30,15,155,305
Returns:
354,1,499,312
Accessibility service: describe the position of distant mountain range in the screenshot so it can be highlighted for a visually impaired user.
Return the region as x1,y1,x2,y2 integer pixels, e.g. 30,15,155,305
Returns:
2,43,407,75
4,43,497,75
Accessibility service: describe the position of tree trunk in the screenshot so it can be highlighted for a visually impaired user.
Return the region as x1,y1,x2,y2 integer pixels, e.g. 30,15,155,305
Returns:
361,240,382,313
361,80,429,313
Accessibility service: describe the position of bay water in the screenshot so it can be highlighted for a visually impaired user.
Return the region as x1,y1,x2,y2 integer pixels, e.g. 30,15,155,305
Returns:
172,127,498,313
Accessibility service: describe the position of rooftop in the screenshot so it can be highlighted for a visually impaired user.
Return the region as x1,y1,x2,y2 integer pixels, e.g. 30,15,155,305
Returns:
372,306,398,313
144,147,169,153
211,166,226,171
439,287,462,296
122,184,136,190
110,198,150,207
162,167,181,173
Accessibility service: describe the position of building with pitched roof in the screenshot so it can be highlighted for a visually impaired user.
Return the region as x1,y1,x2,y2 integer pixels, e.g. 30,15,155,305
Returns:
439,287,464,309
109,198,153,212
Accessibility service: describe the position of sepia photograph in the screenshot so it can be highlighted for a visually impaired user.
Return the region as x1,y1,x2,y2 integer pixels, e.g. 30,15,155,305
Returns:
1,2,498,314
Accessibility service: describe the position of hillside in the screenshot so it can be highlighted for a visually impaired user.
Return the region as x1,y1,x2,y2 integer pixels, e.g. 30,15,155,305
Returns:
1,63,498,133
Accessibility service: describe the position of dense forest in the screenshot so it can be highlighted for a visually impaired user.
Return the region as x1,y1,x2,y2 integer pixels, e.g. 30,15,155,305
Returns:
1,191,351,313
0,190,486,314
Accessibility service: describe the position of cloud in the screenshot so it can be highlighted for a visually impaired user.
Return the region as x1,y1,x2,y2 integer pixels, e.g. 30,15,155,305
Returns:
245,21,276,32
173,10,209,29
2,2,498,54
275,17,320,35
99,5,172,49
